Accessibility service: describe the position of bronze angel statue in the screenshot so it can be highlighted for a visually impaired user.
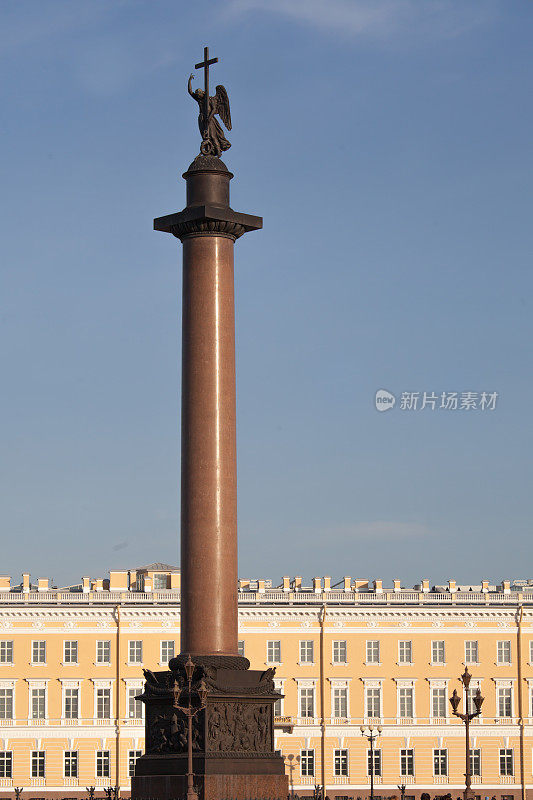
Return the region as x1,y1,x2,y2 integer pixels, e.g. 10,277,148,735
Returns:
188,74,232,157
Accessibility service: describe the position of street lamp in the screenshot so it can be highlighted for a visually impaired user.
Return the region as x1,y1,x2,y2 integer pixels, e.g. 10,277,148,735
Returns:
449,667,484,800
397,783,406,800
173,655,208,800
360,725,382,800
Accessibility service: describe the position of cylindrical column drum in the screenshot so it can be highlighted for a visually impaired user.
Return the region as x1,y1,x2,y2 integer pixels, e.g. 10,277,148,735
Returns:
179,233,238,656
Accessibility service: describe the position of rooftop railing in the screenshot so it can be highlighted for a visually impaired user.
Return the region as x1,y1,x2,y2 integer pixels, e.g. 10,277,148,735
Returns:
0,589,531,606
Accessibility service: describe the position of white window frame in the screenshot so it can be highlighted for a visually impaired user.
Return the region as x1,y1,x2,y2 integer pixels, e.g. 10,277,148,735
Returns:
273,679,284,718
433,748,448,776
297,679,316,720
299,640,314,664
0,751,13,779
496,681,514,718
332,640,347,664
27,680,48,721
398,640,413,664
300,748,315,777
334,748,349,777
0,642,13,665
60,679,81,721
366,640,380,664
499,748,514,776
400,748,414,777
465,640,479,665
266,640,281,664
331,683,349,719
497,640,512,665
429,679,448,721
64,750,78,778
364,680,382,721
128,749,142,778
160,640,175,666
0,681,15,721
63,640,78,665
31,750,45,779
367,748,382,777
470,748,481,776
96,640,111,665
124,679,144,721
396,679,416,721
431,640,445,665
31,640,46,665
128,640,143,665
96,749,110,778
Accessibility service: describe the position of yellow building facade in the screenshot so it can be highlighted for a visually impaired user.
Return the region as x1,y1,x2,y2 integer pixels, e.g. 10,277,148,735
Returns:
0,568,532,799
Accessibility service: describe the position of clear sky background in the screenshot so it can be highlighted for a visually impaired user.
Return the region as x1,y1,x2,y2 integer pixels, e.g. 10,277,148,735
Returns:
0,0,531,589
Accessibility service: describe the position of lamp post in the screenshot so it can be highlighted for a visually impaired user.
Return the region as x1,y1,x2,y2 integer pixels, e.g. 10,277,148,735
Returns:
360,725,382,800
397,783,406,800
173,655,208,800
449,667,484,800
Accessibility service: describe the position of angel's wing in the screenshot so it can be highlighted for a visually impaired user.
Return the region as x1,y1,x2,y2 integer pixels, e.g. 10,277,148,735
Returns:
214,85,232,130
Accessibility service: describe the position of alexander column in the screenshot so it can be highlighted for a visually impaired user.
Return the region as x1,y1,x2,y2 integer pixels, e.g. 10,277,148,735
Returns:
132,49,288,800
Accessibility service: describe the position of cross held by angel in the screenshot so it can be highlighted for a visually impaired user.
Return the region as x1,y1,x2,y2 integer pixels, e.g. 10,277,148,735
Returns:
188,47,232,158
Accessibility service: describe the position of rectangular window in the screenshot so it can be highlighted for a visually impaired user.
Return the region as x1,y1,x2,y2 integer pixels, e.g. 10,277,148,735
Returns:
399,687,413,718
31,751,45,779
400,749,414,777
366,640,380,663
333,687,348,718
498,687,512,717
467,687,482,716
96,688,111,719
499,748,513,776
300,640,314,663
431,641,445,664
64,688,79,719
129,640,143,664
273,687,282,717
334,749,349,777
498,641,512,664
64,751,78,778
366,687,381,718
31,688,46,719
300,749,315,777
433,749,447,776
64,640,78,664
96,640,111,664
299,687,315,718
238,640,245,657
0,642,13,664
96,750,110,778
127,688,143,719
465,640,479,664
332,640,347,663
368,749,382,777
0,689,13,719
398,641,412,663
153,574,167,589
128,750,142,778
0,752,12,779
431,687,446,718
32,640,46,664
267,641,281,663
161,640,175,664
470,749,481,777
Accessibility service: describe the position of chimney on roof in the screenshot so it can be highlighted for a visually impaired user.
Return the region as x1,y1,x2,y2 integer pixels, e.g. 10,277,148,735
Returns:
282,576,290,592
393,579,401,593
294,576,302,591
323,576,331,592
82,576,90,594
22,573,30,594
481,579,489,593
343,576,351,592
37,578,49,593
313,577,321,594
501,579,511,595
448,579,457,593
374,579,383,594
421,579,429,593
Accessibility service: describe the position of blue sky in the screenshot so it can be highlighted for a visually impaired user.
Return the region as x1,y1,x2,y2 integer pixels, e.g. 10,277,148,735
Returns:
0,0,531,588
